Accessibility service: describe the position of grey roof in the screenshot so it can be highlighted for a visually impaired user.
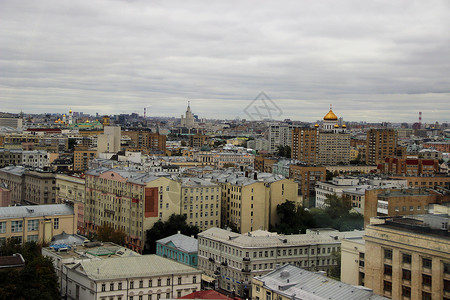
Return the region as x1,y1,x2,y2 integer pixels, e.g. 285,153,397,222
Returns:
156,233,198,253
86,167,166,185
199,227,364,248
255,264,388,300
50,232,88,246
75,255,200,281
0,204,74,219
0,165,26,176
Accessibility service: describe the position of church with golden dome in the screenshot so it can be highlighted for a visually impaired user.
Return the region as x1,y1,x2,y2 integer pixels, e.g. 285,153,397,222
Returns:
292,105,350,165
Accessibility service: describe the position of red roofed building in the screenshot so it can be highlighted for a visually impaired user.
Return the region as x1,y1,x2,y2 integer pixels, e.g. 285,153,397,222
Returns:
382,157,439,176
179,290,241,300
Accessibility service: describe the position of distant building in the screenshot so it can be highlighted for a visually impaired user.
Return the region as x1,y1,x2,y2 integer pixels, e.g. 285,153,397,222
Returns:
73,148,97,171
366,129,398,165
364,215,450,300
0,118,22,129
97,126,121,154
0,204,74,245
156,232,198,267
268,123,301,154
289,164,326,207
65,255,201,300
382,157,439,176
252,264,388,300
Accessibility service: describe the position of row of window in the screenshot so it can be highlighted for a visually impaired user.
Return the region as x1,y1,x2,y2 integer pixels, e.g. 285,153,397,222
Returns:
0,219,59,233
100,276,197,292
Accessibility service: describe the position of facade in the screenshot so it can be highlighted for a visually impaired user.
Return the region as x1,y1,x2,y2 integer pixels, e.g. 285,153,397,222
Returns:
0,149,23,167
180,102,197,129
189,134,207,149
212,171,299,233
0,165,25,204
317,132,350,165
23,169,57,204
325,165,378,174
252,264,387,300
21,150,50,169
390,175,450,190
65,255,201,300
0,186,11,207
291,128,318,164
268,123,302,154
156,232,198,267
341,236,366,287
198,152,255,168
289,164,326,207
364,215,450,300
198,227,364,298
180,177,221,231
315,177,360,208
97,126,121,154
382,157,439,176
0,117,22,128
55,174,86,233
0,204,74,245
124,130,167,153
74,148,98,171
366,129,398,165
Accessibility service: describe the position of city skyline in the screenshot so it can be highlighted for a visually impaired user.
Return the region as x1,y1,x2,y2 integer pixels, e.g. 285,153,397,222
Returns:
1,0,449,122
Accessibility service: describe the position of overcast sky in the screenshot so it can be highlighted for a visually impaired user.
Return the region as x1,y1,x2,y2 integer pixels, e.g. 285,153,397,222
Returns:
1,0,449,123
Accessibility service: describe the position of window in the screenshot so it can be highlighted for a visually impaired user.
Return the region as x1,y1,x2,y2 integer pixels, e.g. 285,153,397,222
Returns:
157,279,161,286
445,263,450,275
148,280,152,287
384,249,392,260
402,253,411,264
422,292,431,300
27,235,38,242
28,220,39,231
53,218,59,230
130,281,134,289
0,222,6,233
401,286,411,298
11,220,23,232
193,276,197,284
166,293,170,298
167,278,170,286
383,281,392,293
422,258,432,269
422,274,432,287
402,269,411,281
101,284,106,292
118,282,122,290
139,296,143,300
139,280,143,288
384,264,392,276
177,291,182,298
178,277,182,285
110,283,114,291
444,279,450,293
157,294,161,300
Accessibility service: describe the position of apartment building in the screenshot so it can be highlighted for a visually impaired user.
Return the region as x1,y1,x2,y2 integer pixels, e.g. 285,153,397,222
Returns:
0,165,25,204
390,175,450,190
74,148,98,171
366,129,398,165
124,130,167,153
65,255,201,300
55,174,86,233
97,126,121,154
382,157,439,176
289,164,326,207
317,132,351,165
180,177,221,231
211,171,299,233
198,227,364,298
0,204,74,245
291,128,318,164
268,123,301,154
315,177,360,208
0,149,23,167
364,215,450,300
23,169,57,204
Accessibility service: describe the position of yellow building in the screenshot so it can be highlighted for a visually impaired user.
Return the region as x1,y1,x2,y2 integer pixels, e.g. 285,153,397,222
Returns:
73,148,97,171
0,204,75,244
341,236,366,287
55,174,85,233
364,215,450,300
212,171,299,233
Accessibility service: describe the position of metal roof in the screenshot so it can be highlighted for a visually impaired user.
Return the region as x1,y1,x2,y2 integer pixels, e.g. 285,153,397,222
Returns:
75,255,200,281
255,264,388,300
0,204,73,219
156,233,198,253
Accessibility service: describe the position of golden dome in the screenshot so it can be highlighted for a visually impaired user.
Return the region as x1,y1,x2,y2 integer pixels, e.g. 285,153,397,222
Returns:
324,109,338,121
334,124,339,128
314,124,319,128
69,110,72,113
342,124,347,128
63,114,66,117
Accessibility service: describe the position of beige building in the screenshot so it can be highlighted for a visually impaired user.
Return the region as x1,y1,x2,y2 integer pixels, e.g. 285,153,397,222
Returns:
291,128,319,164
56,174,86,233
364,215,450,300
198,227,364,298
341,236,366,287
0,165,25,204
74,148,98,171
97,126,121,154
211,171,299,233
23,169,57,205
0,204,75,244
318,132,350,165
180,177,221,231
65,255,201,300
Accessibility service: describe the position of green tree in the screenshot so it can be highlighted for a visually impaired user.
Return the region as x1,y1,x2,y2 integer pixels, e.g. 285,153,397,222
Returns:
144,214,199,254
273,200,315,234
275,145,285,157
96,224,127,245
328,249,341,280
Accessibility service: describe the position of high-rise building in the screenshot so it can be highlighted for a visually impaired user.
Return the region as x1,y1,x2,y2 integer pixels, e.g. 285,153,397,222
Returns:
97,126,121,154
366,129,398,165
180,102,197,129
268,123,301,154
291,128,318,163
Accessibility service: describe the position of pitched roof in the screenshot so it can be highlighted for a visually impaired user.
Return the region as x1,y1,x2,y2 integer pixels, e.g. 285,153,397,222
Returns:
75,255,200,281
156,233,198,253
0,204,73,219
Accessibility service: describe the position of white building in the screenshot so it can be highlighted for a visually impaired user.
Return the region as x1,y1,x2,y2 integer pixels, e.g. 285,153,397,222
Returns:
65,255,201,300
97,126,121,154
268,123,301,154
22,150,49,169
315,177,360,208
198,227,364,298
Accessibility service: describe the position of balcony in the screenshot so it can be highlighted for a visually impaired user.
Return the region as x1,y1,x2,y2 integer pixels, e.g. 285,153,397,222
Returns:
243,257,250,262
241,268,251,273
221,261,228,266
